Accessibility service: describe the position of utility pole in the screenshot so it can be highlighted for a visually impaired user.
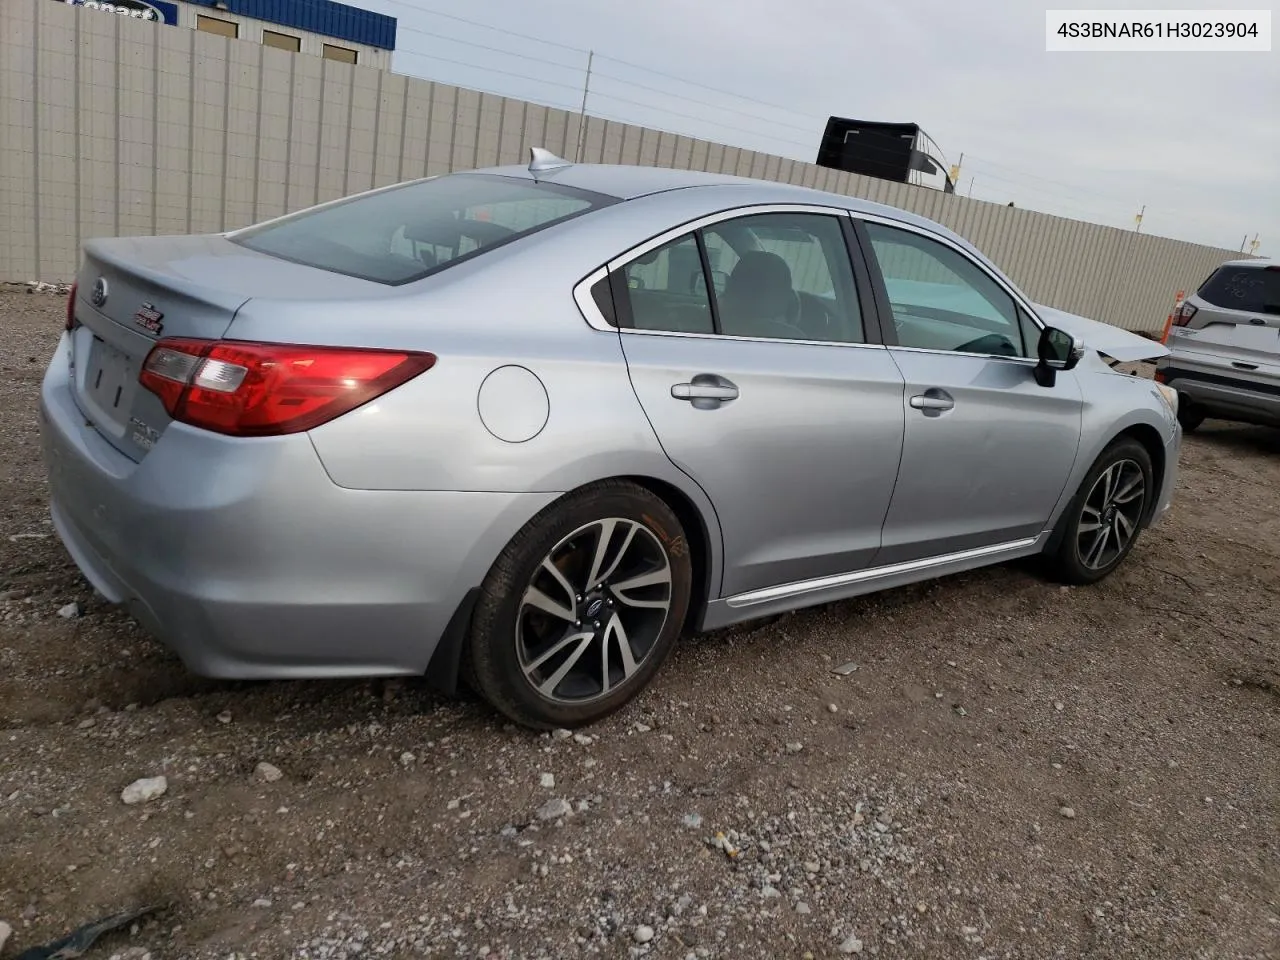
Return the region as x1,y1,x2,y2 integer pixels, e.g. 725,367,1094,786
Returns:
1134,204,1145,233
1240,233,1249,252
573,50,594,164
967,176,975,198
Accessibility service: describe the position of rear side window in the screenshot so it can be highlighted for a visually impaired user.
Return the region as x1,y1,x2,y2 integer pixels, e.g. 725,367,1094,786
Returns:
231,174,615,285
1197,265,1280,315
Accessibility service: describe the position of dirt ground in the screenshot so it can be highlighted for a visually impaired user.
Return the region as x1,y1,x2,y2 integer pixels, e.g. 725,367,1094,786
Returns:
0,289,1276,960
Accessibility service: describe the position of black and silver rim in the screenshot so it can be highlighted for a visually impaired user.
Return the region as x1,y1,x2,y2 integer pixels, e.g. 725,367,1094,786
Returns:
1077,459,1147,570
517,518,673,704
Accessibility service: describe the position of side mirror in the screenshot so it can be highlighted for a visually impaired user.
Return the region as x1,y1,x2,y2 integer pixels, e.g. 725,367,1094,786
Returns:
1034,325,1085,387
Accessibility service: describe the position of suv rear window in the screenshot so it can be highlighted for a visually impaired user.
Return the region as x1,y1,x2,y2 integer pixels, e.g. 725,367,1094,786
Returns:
1197,264,1280,315
231,174,616,285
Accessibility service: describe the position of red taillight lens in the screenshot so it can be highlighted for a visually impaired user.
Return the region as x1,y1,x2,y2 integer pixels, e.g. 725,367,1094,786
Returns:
65,282,78,332
139,339,436,437
1171,302,1198,327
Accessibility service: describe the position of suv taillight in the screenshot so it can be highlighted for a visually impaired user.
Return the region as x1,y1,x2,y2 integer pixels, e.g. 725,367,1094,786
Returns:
139,339,436,437
65,283,77,332
1171,301,1198,327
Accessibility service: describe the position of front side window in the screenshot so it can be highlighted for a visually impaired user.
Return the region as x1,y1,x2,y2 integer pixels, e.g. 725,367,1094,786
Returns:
231,174,614,285
864,222,1025,357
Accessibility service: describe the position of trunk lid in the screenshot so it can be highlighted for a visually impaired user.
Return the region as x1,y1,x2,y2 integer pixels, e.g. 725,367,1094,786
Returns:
69,234,396,461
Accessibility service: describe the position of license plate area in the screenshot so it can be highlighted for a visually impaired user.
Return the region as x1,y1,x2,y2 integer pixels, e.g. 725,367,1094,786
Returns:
83,337,138,425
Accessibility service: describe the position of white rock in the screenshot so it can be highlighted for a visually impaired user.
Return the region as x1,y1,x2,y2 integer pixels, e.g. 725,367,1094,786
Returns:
633,924,655,944
838,935,864,954
785,742,804,754
572,733,594,745
398,752,415,767
540,773,555,789
121,776,167,805
804,861,821,874
833,661,859,676
827,703,839,713
58,602,80,619
552,728,573,740
536,798,573,821
1059,806,1077,819
795,902,811,915
634,723,652,733
255,762,283,783
252,898,272,908
216,711,232,724
0,921,12,953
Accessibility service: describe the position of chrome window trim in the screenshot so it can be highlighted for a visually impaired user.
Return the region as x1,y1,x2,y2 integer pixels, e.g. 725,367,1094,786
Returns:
572,202,1053,366
572,203,876,349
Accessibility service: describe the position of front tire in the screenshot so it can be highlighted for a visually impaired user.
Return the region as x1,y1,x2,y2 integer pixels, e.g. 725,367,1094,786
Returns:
465,481,693,729
1046,438,1153,585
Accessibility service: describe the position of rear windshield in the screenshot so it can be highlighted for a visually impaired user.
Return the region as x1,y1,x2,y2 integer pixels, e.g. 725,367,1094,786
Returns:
1198,264,1280,315
231,174,616,285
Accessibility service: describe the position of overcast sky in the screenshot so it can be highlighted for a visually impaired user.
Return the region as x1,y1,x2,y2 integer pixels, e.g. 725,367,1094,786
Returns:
359,0,1277,255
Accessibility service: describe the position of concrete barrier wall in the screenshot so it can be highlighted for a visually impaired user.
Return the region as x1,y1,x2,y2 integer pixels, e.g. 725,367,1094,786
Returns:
0,0,1247,331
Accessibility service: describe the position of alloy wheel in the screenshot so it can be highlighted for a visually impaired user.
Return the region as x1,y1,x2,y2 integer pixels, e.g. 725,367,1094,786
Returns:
1077,459,1147,571
516,518,673,704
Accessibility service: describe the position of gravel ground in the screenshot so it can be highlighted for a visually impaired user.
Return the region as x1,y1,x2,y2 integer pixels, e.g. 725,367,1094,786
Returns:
0,289,1277,960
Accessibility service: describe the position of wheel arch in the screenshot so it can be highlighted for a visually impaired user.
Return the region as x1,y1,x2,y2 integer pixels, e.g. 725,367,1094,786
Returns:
616,474,720,636
1113,422,1166,526
424,471,724,694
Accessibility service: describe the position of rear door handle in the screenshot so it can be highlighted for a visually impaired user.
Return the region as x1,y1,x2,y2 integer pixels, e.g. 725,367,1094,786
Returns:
671,375,739,407
1231,361,1259,370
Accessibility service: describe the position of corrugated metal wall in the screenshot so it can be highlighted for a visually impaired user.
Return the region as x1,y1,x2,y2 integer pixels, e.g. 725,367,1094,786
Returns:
0,0,1248,332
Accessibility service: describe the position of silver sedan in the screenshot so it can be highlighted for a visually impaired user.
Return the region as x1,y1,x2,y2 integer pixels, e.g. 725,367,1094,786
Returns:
39,149,1181,729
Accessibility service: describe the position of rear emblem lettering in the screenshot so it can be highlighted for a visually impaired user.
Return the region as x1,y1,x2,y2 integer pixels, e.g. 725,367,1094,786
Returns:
90,277,108,307
133,302,164,335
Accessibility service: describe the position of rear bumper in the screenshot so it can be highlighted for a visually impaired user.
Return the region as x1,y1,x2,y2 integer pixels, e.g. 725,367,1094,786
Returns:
39,337,556,679
1157,364,1280,426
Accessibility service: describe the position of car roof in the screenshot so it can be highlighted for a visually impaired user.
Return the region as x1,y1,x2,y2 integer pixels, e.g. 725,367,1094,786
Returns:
1213,257,1277,269
470,161,959,242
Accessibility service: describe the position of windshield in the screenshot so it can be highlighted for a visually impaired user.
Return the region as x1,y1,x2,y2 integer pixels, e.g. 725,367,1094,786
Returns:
231,174,616,286
1197,264,1280,315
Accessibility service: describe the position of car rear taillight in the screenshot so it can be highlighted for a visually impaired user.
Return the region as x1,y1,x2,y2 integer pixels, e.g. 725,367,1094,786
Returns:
65,282,77,332
1171,301,1198,327
139,339,436,437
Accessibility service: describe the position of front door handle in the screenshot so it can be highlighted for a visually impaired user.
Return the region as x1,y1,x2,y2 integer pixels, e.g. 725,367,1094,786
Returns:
671,374,739,408
1231,360,1259,370
909,390,955,414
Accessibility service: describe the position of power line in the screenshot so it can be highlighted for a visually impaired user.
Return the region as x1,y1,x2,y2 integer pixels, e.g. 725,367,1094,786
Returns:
590,70,823,137
405,31,585,73
397,49,585,96
372,0,591,55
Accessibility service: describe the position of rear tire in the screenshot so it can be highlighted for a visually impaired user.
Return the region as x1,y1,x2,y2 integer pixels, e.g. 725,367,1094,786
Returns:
1045,438,1153,586
464,481,693,730
1177,402,1205,433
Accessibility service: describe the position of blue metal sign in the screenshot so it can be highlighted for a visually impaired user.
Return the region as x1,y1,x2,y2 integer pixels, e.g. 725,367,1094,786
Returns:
59,0,180,26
